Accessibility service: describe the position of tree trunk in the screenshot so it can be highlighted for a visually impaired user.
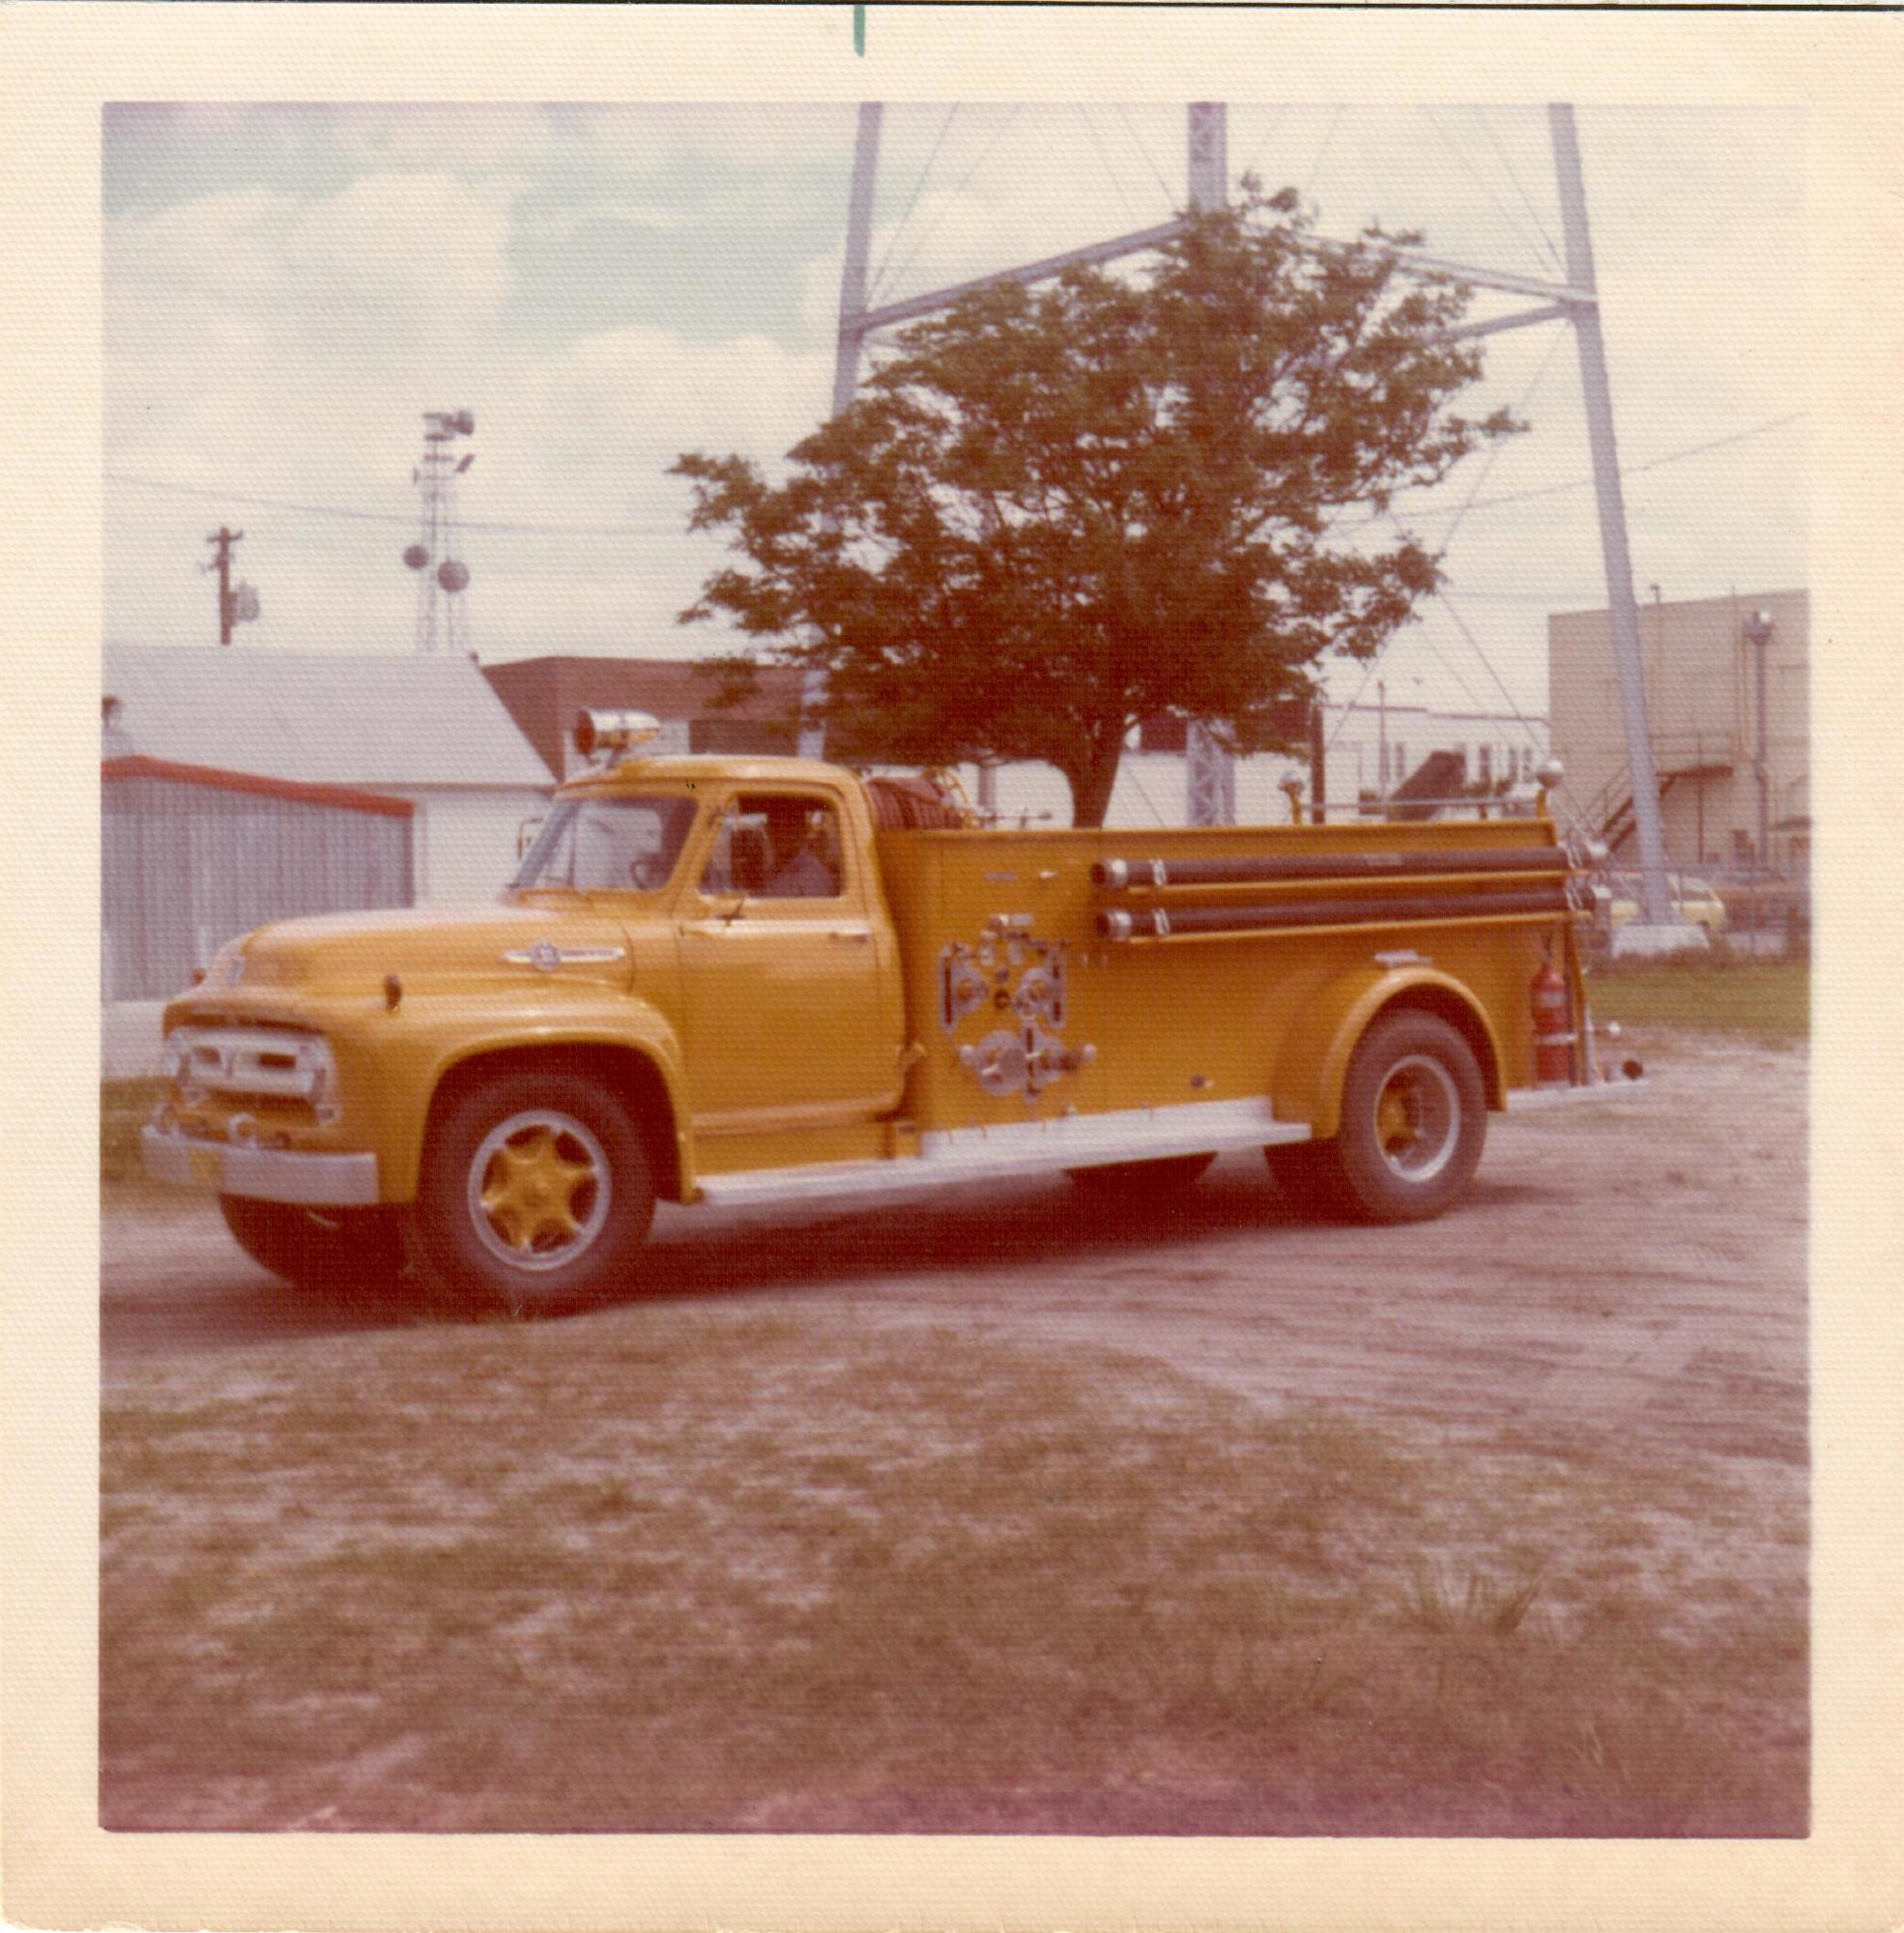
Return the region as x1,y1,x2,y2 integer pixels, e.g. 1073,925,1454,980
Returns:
1064,744,1124,828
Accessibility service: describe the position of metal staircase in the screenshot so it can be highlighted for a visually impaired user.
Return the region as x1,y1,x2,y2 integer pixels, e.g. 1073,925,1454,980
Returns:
1579,735,1734,853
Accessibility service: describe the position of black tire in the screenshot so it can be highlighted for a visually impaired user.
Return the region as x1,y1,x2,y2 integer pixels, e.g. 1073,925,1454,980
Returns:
1323,1010,1486,1224
1066,1151,1217,1203
218,1196,405,1292
410,1071,654,1313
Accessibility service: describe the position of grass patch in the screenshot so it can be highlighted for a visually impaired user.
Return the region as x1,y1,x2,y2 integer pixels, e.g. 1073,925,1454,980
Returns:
101,1078,169,1191
101,1312,1806,1835
1588,957,1808,1049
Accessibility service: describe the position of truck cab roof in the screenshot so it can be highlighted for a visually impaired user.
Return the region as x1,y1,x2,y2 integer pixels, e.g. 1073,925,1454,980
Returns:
563,755,850,795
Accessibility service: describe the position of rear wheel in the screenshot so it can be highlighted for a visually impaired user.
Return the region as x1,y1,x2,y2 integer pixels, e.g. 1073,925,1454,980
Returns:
1326,1011,1486,1224
218,1196,405,1292
411,1072,654,1313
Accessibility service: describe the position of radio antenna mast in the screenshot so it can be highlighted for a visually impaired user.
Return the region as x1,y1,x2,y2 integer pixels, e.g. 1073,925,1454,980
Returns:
403,410,476,654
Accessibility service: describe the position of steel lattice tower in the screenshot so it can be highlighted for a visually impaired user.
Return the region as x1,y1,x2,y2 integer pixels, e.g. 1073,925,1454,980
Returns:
825,102,1675,912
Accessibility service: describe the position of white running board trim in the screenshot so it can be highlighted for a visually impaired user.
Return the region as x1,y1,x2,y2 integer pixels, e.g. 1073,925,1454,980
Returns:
694,1097,1311,1208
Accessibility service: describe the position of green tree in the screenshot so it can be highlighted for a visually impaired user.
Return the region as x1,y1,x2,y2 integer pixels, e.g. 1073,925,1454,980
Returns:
674,186,1520,827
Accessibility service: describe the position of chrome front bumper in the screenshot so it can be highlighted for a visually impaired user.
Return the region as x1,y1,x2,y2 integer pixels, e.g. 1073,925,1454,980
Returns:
141,1126,380,1206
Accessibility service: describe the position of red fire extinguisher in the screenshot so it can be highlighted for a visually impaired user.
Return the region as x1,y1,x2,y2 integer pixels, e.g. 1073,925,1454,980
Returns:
1532,946,1572,1086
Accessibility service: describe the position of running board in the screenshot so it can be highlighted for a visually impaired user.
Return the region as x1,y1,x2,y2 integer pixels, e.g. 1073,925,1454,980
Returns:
693,1097,1311,1209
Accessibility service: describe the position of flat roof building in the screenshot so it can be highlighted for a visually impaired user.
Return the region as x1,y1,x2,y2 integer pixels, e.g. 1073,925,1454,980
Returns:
1547,589,1808,877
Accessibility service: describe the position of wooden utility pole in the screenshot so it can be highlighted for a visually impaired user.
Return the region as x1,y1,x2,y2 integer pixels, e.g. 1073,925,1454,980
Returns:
207,526,242,646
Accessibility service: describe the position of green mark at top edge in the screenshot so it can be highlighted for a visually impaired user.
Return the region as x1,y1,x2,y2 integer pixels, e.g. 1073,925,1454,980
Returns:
854,3,866,56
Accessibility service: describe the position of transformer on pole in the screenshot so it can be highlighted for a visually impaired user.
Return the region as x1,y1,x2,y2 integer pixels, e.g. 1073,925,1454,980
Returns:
204,525,258,646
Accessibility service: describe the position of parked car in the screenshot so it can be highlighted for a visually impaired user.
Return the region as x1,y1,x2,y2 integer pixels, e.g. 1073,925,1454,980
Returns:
1605,871,1728,935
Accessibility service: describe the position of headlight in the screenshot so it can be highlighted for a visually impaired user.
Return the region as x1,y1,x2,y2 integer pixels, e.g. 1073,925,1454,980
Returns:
294,1038,333,1102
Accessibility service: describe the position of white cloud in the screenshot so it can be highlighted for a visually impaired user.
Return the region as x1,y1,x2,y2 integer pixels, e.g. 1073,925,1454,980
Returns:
330,105,559,177
573,103,855,174
105,160,832,659
103,102,1805,714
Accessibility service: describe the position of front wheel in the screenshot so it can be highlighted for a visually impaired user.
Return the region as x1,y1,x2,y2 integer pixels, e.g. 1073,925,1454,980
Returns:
1305,1011,1486,1225
410,1072,654,1313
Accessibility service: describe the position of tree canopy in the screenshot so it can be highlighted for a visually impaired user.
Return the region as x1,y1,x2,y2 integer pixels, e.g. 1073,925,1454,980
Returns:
673,185,1520,826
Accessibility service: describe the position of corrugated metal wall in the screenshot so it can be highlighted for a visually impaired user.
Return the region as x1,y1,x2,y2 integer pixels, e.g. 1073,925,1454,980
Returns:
102,777,412,1001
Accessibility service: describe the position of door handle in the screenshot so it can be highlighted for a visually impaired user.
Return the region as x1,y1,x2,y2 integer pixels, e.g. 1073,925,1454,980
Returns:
828,928,871,943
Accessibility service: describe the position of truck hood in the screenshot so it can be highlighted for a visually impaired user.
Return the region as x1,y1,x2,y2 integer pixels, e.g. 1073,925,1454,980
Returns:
214,901,636,999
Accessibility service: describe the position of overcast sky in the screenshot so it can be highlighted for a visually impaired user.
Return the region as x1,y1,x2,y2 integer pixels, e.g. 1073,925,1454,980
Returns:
103,101,1804,720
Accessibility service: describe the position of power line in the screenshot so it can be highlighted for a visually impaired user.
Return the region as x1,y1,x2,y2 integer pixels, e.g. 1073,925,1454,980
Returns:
869,106,960,303
1324,318,1565,752
1337,410,1804,533
1434,589,1547,749
1428,323,1567,553
1470,106,1563,270
112,402,1808,563
1237,105,1289,188
1421,105,1552,278
879,105,1023,304
1303,106,1344,201
1076,104,1140,228
108,472,678,539
1113,104,1177,211
1456,412,1805,514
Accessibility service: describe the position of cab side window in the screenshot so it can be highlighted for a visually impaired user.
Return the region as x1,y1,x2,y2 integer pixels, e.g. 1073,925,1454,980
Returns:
700,794,843,900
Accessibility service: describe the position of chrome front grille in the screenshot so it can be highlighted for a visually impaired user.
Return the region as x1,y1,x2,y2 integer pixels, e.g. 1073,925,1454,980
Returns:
163,1025,335,1103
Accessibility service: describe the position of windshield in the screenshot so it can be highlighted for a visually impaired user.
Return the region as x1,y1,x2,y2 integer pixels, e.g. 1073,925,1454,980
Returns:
513,794,700,894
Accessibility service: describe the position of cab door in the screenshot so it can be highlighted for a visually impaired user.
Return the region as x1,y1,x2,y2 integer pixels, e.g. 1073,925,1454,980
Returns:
675,787,901,1131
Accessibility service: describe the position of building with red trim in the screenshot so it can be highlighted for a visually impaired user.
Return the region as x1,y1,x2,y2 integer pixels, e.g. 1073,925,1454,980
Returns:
101,647,552,1031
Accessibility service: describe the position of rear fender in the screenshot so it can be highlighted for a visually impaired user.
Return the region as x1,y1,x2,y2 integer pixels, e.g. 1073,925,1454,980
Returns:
1272,966,1506,1142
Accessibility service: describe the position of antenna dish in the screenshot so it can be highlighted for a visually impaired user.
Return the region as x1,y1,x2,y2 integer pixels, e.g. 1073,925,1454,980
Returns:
437,560,470,593
402,544,429,571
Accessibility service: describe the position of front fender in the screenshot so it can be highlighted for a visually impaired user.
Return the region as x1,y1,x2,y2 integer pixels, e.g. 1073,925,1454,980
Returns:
1271,966,1506,1142
328,989,692,1203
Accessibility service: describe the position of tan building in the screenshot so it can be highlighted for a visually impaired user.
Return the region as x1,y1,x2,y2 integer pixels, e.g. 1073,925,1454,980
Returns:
1548,589,1808,876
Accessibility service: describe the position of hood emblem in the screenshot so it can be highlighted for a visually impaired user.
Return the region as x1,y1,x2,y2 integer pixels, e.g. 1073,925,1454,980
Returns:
504,941,627,973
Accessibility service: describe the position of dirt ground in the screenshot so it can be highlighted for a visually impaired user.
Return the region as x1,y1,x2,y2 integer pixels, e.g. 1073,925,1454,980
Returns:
100,1032,1807,1832
103,1035,1806,1469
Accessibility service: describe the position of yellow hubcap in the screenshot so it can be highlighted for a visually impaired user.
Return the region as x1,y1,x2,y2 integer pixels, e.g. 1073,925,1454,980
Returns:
1377,1082,1419,1155
1370,1053,1460,1183
467,1111,610,1272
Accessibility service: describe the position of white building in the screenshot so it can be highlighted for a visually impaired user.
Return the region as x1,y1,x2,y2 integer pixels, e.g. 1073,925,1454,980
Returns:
103,646,553,906
101,647,553,1073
